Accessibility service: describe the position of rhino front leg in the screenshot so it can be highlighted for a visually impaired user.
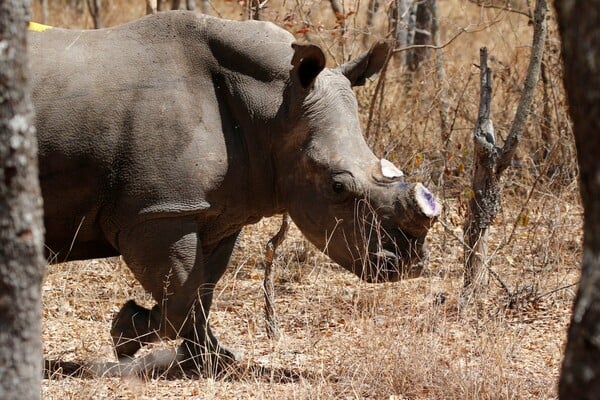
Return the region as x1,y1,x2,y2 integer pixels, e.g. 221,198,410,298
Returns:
112,217,240,373
175,231,241,374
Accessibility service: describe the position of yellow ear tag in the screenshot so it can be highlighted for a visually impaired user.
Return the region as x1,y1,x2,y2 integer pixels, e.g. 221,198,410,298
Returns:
28,22,52,32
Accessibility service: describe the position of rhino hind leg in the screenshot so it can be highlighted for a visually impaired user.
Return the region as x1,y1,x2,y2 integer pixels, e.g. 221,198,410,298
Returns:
115,218,241,374
110,300,162,359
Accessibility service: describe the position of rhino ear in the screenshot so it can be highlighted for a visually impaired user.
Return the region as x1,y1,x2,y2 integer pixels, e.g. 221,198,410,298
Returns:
291,43,326,89
340,40,390,86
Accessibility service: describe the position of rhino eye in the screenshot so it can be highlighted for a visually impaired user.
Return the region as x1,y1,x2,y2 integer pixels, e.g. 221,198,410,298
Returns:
332,182,345,194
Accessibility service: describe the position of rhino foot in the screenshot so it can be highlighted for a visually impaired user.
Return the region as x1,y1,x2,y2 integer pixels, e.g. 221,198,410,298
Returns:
176,338,241,377
111,299,161,359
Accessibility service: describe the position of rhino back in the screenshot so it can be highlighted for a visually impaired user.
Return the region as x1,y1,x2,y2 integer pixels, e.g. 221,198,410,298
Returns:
29,12,295,260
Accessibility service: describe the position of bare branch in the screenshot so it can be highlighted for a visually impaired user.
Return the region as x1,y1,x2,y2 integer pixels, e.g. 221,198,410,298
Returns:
496,0,547,174
392,20,502,54
262,213,291,340
467,0,532,18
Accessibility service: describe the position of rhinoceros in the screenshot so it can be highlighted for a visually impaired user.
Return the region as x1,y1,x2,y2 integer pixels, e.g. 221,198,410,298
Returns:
29,11,439,372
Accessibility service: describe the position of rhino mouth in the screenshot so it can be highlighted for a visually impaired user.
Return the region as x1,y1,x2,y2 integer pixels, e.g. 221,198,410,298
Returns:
363,234,427,283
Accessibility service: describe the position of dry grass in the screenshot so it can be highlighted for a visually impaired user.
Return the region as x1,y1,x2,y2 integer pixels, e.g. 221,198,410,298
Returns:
34,0,579,398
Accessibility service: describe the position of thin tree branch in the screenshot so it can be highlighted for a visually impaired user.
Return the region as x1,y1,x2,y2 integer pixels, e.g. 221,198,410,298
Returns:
467,0,532,18
496,0,547,174
392,20,501,54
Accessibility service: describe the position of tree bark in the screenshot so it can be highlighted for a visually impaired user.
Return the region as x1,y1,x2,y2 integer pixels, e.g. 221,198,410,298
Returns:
247,0,261,20
0,1,46,399
463,47,498,299
556,1,600,398
390,0,413,66
408,0,432,71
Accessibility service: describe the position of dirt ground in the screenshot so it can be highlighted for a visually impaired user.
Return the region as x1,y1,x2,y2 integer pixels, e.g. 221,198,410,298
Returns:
41,194,581,399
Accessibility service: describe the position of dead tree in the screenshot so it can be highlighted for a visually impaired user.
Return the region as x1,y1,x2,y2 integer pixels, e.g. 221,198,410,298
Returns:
0,1,46,399
86,0,102,29
556,1,600,398
462,0,547,299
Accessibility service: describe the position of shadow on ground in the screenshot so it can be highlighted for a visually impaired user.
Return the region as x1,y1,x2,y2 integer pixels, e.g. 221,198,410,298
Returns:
44,350,322,383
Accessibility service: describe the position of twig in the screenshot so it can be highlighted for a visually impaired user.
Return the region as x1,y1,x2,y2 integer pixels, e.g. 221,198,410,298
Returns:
263,213,291,340
535,282,579,301
437,219,471,249
392,20,501,54
496,0,548,174
467,0,532,18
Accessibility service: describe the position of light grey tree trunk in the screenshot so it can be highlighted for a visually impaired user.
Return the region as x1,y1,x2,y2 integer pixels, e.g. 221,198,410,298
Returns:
0,1,46,399
391,0,413,65
408,0,432,71
146,0,157,14
200,0,209,14
556,1,600,398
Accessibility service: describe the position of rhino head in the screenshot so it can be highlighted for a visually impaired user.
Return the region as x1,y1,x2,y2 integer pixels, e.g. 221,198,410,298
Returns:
275,41,440,283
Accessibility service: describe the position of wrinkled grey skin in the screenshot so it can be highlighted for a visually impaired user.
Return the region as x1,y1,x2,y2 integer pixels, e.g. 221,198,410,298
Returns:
29,11,438,372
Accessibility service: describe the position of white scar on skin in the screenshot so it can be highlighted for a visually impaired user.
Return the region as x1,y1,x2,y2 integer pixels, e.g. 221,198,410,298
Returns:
380,158,404,179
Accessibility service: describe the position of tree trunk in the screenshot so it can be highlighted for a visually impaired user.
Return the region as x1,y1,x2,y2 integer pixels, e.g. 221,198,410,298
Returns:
0,1,46,399
248,0,261,20
462,47,498,299
408,0,432,71
199,0,210,14
430,0,449,140
146,0,157,14
556,1,600,398
86,0,102,29
390,0,413,66
171,0,195,10
39,0,48,24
